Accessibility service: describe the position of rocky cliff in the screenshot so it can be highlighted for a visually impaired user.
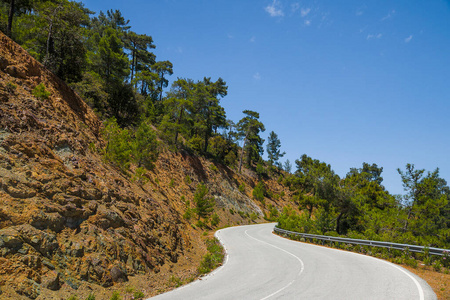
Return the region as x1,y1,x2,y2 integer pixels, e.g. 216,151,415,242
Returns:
0,32,293,299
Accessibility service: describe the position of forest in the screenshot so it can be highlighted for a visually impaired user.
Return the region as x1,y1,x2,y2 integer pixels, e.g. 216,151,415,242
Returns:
1,0,449,250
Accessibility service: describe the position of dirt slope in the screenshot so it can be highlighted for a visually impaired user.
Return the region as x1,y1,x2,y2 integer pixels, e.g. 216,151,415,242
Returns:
0,31,294,299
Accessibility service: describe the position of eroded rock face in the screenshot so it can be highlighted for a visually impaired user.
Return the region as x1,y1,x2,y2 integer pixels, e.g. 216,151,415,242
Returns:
0,31,190,298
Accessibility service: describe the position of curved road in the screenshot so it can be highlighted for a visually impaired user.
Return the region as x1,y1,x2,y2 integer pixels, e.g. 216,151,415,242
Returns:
149,223,436,300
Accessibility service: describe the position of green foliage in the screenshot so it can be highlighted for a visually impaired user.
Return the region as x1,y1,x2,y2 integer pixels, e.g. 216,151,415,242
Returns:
252,181,266,202
236,110,265,172
256,162,267,178
86,294,96,300
32,83,51,100
132,167,149,184
433,260,442,272
187,135,204,153
209,164,218,172
266,131,285,167
183,208,192,220
184,175,192,185
133,290,145,299
194,183,215,219
169,178,175,187
239,183,245,193
169,275,182,288
198,238,224,275
67,296,78,300
133,120,159,169
110,291,122,300
102,118,132,171
210,213,220,227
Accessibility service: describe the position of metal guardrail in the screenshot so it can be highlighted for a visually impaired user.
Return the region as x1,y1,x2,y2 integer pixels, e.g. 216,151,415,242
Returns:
274,226,449,256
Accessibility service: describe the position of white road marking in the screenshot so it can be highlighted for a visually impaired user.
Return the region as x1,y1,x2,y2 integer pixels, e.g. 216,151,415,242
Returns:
244,229,305,299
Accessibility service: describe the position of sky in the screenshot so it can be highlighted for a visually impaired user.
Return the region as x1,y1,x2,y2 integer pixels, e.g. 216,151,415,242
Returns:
81,0,450,195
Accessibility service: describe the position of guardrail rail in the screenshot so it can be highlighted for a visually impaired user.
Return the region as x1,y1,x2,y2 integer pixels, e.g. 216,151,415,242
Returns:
273,226,449,256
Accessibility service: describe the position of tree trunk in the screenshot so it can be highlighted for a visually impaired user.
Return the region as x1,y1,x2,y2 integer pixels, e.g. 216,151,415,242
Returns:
7,0,15,37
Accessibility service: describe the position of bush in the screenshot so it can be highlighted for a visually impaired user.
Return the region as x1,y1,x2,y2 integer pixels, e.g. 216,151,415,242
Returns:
256,163,267,177
184,175,192,185
110,291,121,300
238,183,245,193
198,238,224,275
209,164,218,172
187,135,204,153
433,260,442,272
102,118,132,171
210,213,220,227
32,83,51,100
133,290,145,299
252,181,266,201
132,167,149,184
169,276,182,288
194,183,215,219
183,208,192,220
132,120,159,169
86,294,96,300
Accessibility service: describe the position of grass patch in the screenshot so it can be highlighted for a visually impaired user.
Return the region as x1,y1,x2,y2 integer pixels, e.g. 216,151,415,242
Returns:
198,238,224,275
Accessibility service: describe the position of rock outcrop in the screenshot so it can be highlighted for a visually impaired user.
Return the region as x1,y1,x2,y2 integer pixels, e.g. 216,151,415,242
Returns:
0,31,190,299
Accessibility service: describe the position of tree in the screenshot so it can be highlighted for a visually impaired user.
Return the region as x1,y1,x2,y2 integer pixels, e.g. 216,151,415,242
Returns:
152,60,173,101
266,131,285,168
398,164,449,238
236,110,265,173
292,154,340,219
160,78,195,145
284,159,292,174
132,120,159,169
124,31,155,85
192,77,227,153
194,184,215,219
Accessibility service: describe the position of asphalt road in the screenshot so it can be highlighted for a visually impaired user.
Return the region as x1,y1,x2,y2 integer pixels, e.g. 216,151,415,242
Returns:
149,223,437,300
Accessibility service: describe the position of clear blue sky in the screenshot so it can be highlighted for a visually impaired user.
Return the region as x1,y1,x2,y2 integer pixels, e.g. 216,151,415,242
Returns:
81,0,450,195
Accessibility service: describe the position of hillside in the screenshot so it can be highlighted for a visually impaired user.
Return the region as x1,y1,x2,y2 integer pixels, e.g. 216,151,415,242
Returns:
0,31,293,299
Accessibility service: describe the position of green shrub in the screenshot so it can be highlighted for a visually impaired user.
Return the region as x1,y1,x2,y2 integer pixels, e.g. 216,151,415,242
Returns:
86,294,96,300
183,208,192,220
184,175,192,185
252,181,266,201
169,275,182,288
187,135,204,153
132,167,149,184
32,83,51,100
67,296,78,300
256,163,267,177
433,260,442,272
169,178,175,187
194,183,214,219
238,183,245,193
133,290,145,299
110,291,121,300
198,238,224,275
210,213,220,227
132,120,159,169
102,118,132,171
209,164,218,172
